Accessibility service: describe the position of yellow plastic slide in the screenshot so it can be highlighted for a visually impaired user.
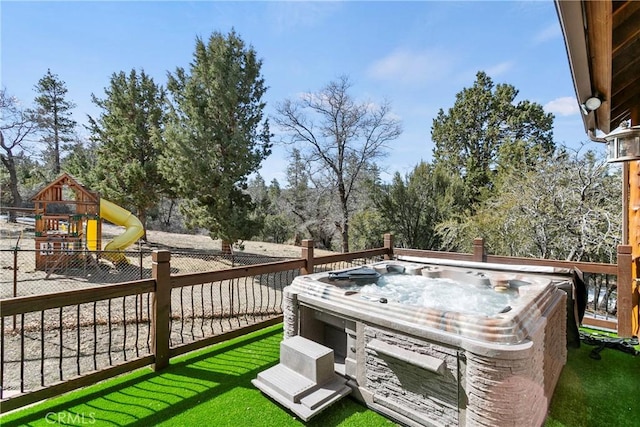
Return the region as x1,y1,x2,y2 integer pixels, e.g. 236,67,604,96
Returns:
99,199,144,264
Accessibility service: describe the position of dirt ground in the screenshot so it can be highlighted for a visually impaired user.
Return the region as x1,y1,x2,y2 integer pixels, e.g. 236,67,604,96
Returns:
1,219,335,298
0,219,334,258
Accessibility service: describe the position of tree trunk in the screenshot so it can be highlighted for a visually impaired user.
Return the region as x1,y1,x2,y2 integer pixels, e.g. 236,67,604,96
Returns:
1,151,23,222
137,209,148,242
338,181,350,253
221,240,233,255
341,222,349,253
54,113,60,175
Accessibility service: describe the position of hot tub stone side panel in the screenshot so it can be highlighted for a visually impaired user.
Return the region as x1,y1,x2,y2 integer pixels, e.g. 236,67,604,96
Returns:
464,323,546,426
464,291,566,427
543,291,568,399
283,289,299,339
363,326,460,426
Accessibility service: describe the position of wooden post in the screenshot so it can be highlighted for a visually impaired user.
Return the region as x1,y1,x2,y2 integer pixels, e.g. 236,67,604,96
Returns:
623,162,629,245
152,250,171,370
301,239,314,275
472,238,485,262
628,106,640,336
616,245,633,337
633,259,639,337
384,233,394,260
13,247,17,329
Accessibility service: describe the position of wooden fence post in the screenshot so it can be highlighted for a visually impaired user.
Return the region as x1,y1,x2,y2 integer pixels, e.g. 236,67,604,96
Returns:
616,245,633,337
384,233,394,260
634,259,639,337
301,239,314,275
13,247,18,329
473,238,485,262
152,250,171,370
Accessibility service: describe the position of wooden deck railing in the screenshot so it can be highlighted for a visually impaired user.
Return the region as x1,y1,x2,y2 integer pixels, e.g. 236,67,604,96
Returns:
0,234,635,413
0,240,390,413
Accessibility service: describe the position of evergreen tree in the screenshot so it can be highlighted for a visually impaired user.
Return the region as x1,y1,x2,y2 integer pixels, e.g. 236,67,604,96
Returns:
349,208,387,250
372,162,462,249
431,71,554,212
62,139,99,180
88,69,167,240
281,148,336,249
33,69,77,176
161,30,272,251
246,176,293,244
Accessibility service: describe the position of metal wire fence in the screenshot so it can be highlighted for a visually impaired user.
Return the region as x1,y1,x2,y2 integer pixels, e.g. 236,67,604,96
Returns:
0,248,291,298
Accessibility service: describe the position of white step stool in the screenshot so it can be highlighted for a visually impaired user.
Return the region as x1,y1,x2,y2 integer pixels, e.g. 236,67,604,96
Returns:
252,335,351,421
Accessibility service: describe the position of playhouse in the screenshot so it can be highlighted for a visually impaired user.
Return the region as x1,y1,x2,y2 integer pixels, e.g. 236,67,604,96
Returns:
32,173,143,272
32,174,102,271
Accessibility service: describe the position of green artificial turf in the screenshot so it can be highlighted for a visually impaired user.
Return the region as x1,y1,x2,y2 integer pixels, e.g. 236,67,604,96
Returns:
0,324,394,427
1,324,637,427
544,329,640,427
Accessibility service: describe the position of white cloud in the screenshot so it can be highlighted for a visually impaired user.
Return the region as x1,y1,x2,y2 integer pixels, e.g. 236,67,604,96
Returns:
533,23,561,45
266,1,343,33
544,96,579,116
485,61,515,77
367,48,454,85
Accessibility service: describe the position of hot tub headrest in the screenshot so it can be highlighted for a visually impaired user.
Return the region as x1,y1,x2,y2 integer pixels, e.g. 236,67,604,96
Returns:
328,267,380,281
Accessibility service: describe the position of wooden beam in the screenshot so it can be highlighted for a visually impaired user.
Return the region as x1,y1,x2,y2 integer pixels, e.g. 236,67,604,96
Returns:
555,0,597,133
612,1,640,55
0,280,155,316
586,0,613,133
631,106,640,336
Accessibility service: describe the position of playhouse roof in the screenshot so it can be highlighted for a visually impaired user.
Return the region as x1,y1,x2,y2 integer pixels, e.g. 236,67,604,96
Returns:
32,173,100,203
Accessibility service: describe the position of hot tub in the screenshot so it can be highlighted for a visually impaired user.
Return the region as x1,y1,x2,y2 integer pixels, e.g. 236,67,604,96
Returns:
283,259,568,427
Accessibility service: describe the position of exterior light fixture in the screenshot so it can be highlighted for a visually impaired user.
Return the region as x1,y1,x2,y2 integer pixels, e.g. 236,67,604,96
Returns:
605,121,640,163
581,96,602,115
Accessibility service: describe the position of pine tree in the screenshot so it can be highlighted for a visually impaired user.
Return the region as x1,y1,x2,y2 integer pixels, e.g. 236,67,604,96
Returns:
161,30,272,251
33,69,77,176
372,162,462,250
88,69,167,240
431,71,554,213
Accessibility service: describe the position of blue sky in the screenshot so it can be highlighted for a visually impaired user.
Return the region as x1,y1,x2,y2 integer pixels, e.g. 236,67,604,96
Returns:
1,0,597,184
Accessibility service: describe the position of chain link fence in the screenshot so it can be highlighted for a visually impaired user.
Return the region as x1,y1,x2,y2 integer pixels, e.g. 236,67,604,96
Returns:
0,247,292,298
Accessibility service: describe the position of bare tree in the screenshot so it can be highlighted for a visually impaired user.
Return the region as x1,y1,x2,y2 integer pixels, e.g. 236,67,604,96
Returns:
274,76,402,252
1,89,38,218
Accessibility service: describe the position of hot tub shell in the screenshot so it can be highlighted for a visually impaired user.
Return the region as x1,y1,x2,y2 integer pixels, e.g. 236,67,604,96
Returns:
282,260,568,426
